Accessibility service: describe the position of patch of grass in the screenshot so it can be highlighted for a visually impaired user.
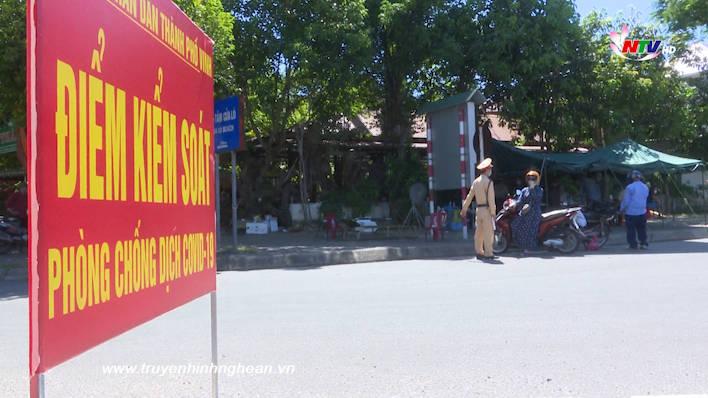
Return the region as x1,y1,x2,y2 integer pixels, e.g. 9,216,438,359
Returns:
236,245,257,253
217,245,257,254
0,263,21,271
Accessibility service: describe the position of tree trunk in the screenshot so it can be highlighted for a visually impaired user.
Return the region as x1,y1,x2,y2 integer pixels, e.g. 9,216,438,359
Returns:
296,126,311,223
14,127,26,171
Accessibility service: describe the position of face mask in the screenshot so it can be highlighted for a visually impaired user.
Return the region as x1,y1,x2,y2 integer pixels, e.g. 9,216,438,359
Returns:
485,169,492,177
528,180,537,188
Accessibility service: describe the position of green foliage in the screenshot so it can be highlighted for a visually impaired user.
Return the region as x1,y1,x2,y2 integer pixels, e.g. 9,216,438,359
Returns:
384,151,426,219
320,189,348,218
656,0,708,33
474,0,590,150
222,0,373,215
225,0,371,135
348,178,380,217
0,152,22,172
0,0,704,188
0,0,26,125
366,0,444,149
173,0,236,95
416,4,703,156
577,12,700,153
683,73,708,160
320,178,379,218
0,0,234,126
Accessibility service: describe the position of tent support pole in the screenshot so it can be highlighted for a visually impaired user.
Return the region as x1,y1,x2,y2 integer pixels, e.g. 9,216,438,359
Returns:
540,158,548,208
703,167,706,226
660,174,672,225
669,171,696,215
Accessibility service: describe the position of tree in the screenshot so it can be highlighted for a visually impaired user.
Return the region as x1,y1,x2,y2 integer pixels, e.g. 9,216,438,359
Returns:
656,0,708,33
222,0,372,217
578,12,700,153
173,0,236,95
0,0,235,122
424,3,702,154
365,0,446,152
0,0,26,125
423,0,590,150
414,0,485,100
683,73,707,160
0,0,26,169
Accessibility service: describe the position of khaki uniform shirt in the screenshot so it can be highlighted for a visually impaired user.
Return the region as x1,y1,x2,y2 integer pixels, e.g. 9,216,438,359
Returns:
462,174,496,216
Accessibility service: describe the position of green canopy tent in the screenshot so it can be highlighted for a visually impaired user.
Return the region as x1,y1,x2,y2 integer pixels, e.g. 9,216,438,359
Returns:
586,139,704,173
490,138,705,218
490,138,703,174
489,140,593,175
586,139,705,219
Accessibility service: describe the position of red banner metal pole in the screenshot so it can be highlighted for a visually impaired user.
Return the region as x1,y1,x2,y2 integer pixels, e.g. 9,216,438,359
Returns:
29,373,44,398
210,291,218,398
458,106,468,240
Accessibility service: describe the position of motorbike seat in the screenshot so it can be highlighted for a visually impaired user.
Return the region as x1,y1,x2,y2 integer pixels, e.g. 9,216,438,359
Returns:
541,209,568,220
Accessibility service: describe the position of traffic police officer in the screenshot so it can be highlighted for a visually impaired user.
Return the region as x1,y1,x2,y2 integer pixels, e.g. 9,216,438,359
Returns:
460,158,496,260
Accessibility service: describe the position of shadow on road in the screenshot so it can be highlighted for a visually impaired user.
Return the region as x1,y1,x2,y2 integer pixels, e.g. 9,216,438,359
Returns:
0,280,27,301
517,239,708,260
583,239,708,256
445,239,708,262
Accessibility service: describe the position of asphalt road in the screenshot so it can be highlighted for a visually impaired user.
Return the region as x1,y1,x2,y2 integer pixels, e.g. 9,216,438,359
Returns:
2,239,708,398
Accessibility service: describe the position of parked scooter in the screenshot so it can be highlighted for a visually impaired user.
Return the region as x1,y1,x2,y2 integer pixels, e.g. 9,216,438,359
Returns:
578,201,616,249
493,193,585,254
0,216,27,254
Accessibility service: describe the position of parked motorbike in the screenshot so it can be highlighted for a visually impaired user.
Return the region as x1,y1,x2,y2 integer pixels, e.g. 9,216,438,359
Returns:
0,216,28,254
578,201,616,249
493,194,585,255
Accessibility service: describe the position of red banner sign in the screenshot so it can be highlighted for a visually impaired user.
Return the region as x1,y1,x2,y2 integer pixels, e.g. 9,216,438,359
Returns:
27,0,216,377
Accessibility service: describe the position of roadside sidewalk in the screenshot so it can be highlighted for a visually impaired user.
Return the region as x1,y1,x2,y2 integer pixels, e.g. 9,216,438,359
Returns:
2,221,706,280
219,220,708,271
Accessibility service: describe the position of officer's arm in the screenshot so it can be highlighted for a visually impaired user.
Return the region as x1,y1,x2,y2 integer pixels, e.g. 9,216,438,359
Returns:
461,182,476,213
488,182,496,215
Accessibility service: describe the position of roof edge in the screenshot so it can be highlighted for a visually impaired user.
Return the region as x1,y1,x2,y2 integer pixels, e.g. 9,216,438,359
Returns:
418,88,486,115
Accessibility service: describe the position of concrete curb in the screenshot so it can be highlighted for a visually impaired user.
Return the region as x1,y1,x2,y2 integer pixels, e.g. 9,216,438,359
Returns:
218,243,478,271
1,228,706,279
218,227,708,271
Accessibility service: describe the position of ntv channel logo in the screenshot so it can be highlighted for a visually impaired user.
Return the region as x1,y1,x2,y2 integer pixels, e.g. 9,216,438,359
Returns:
609,24,676,61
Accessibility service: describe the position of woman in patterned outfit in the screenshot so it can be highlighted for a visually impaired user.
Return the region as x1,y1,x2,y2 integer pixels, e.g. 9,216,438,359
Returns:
512,170,544,255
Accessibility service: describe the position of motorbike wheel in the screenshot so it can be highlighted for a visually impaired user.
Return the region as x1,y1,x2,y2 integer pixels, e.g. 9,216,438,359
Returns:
493,231,508,254
583,222,610,249
557,228,580,254
595,222,610,248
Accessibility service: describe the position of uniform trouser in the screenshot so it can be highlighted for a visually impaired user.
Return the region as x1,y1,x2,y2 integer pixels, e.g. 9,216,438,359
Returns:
474,208,494,257
625,214,648,248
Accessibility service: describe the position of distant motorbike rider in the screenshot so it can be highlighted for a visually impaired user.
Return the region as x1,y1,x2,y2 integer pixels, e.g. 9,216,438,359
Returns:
511,170,543,255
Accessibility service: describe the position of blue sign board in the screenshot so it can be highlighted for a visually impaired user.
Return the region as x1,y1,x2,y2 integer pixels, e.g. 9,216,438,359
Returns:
214,96,240,152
